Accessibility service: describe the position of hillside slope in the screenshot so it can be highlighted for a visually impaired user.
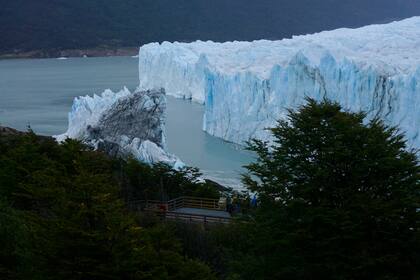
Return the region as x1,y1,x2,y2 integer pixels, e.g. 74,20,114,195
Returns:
1,0,420,57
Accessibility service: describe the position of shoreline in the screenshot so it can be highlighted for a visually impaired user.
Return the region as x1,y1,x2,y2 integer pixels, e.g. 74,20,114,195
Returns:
0,47,139,60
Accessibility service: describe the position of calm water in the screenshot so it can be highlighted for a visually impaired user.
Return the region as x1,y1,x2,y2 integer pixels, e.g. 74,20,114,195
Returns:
0,57,253,188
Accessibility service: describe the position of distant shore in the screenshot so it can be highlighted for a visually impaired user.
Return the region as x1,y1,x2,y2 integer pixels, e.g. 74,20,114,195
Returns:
0,47,139,59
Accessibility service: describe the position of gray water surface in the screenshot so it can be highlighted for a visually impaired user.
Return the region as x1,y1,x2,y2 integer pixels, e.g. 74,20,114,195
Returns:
0,57,253,188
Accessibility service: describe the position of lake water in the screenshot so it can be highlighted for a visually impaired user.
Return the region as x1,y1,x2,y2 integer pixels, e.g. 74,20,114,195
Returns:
0,56,253,188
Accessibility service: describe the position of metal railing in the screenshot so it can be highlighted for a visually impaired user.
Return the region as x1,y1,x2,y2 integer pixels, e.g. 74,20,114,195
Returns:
167,196,225,211
128,196,230,224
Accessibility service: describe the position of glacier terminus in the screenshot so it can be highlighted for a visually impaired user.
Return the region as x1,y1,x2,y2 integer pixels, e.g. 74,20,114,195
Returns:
138,17,420,149
58,17,420,171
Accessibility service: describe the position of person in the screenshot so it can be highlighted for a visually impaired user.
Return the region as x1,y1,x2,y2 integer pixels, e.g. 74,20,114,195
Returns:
159,203,167,212
236,201,241,213
226,196,233,214
251,194,257,207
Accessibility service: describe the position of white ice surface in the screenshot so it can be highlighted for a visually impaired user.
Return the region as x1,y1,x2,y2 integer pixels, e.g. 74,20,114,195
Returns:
138,17,420,148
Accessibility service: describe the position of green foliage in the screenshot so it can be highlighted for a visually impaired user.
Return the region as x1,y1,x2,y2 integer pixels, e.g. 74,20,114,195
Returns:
238,99,420,279
124,159,220,201
0,131,216,279
2,98,418,279
0,200,36,279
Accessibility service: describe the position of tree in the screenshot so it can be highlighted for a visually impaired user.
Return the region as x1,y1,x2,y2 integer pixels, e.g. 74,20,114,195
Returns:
241,99,420,279
0,200,36,279
0,130,216,279
124,159,219,201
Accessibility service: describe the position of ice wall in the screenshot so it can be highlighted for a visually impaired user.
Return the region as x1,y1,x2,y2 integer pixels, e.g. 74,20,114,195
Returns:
138,17,420,148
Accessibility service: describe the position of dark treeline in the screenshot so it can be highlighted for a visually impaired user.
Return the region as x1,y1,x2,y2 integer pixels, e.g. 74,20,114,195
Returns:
0,127,219,279
1,0,420,55
0,99,419,279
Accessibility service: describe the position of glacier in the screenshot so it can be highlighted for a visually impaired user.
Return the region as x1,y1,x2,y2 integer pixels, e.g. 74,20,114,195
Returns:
56,88,184,169
138,17,420,148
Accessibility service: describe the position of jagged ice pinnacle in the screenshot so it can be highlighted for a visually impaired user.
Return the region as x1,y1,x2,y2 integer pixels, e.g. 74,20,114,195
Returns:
56,88,184,169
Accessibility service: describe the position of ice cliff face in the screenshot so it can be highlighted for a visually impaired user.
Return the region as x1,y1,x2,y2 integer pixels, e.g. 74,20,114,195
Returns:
56,88,184,169
138,17,420,148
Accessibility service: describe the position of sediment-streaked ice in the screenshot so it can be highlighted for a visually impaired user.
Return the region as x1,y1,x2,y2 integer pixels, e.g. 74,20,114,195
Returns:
56,88,184,168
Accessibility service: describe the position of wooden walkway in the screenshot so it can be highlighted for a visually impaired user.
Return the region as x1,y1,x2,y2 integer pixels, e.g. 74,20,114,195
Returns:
172,207,231,218
129,196,231,224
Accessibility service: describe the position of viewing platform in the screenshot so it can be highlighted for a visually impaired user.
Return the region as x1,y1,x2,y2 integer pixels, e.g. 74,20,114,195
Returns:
129,196,232,224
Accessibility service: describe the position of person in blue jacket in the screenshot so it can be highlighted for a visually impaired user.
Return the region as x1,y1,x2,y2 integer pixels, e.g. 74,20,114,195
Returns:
251,194,257,207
